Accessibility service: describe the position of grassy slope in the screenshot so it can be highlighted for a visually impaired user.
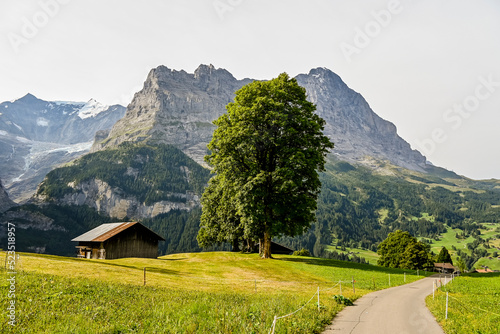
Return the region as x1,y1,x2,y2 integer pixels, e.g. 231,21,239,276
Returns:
326,222,500,270
326,245,380,265
426,273,500,334
425,224,500,271
1,251,428,333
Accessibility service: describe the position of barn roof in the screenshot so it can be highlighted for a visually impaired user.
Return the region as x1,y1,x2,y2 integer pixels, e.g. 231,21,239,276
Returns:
434,263,456,269
72,222,165,242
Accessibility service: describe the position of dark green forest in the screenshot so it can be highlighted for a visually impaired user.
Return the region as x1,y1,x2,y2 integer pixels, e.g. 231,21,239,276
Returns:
37,143,211,205
1,204,118,256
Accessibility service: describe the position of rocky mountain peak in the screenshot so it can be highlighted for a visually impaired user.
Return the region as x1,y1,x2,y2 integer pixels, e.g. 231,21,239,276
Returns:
14,93,45,107
94,64,426,171
193,63,216,78
93,65,251,164
194,64,235,80
296,67,426,171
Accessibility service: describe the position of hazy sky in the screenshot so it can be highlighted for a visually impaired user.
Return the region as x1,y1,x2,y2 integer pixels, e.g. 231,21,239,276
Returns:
1,0,499,179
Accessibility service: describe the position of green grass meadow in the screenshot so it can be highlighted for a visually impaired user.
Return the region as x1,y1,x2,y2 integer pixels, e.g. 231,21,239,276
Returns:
1,251,427,333
426,273,500,334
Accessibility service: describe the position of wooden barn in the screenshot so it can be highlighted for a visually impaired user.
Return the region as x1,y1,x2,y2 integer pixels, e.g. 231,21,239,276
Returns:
434,262,458,274
72,222,164,260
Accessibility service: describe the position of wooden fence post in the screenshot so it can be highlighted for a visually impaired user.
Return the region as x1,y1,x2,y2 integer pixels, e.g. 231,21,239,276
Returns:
317,286,320,312
445,292,449,319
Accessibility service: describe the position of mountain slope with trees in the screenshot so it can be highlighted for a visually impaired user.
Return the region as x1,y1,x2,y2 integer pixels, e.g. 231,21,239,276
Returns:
34,142,211,219
277,156,500,261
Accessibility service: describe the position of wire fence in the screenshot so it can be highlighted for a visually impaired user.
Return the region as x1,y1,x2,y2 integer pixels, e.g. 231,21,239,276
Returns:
433,274,500,322
139,265,425,294
266,272,429,334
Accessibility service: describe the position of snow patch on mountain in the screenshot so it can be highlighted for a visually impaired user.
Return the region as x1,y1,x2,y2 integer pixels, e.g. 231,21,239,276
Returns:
37,117,49,126
53,100,86,106
77,99,109,119
10,140,93,183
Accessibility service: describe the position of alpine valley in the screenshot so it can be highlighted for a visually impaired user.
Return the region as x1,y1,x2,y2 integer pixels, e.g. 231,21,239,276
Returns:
0,94,126,201
1,65,499,270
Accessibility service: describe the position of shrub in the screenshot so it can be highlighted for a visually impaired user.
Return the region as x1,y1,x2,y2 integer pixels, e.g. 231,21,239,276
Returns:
293,248,311,256
333,295,353,306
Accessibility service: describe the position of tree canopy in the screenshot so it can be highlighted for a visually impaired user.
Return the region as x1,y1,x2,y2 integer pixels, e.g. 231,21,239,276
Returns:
436,246,453,265
377,230,433,269
197,73,333,258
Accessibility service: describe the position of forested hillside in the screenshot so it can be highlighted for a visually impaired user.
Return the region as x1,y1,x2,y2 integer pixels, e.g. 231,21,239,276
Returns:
36,143,210,206
1,204,117,255
1,143,212,255
278,157,500,259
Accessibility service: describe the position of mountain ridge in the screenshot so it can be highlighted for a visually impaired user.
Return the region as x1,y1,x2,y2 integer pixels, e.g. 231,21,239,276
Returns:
93,64,427,173
0,94,126,201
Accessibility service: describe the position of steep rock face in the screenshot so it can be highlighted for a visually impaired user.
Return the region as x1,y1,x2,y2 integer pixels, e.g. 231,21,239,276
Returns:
0,94,126,200
93,65,251,165
35,178,199,220
95,65,426,171
295,68,426,171
0,179,15,212
32,143,210,220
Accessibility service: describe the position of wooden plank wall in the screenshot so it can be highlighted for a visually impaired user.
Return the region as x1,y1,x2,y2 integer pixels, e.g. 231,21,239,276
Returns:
104,225,159,259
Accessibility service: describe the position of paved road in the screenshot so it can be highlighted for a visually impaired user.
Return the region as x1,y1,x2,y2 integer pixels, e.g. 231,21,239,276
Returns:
323,275,449,334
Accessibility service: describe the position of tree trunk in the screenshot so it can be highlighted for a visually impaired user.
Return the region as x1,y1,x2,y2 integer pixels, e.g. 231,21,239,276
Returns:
261,228,272,259
246,239,255,253
231,238,240,252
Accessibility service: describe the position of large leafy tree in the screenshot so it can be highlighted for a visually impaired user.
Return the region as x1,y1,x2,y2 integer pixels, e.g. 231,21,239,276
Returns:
377,230,433,269
198,73,333,258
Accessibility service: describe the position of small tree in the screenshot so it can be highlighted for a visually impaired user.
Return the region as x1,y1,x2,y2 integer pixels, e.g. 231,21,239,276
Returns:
400,241,433,270
456,257,467,273
436,246,453,265
377,230,432,269
377,230,415,268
